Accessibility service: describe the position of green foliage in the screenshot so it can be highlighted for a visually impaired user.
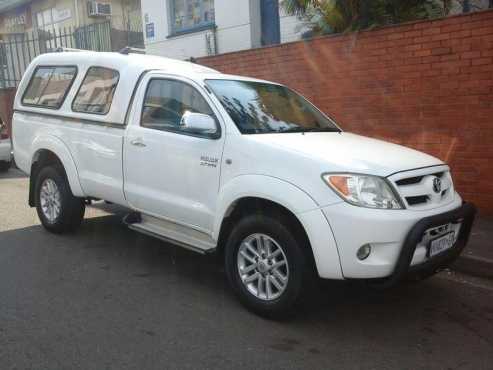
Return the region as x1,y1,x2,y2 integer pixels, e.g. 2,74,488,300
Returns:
281,0,449,36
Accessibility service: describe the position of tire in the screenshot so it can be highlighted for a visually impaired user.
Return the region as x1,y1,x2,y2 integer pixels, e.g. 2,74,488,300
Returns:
0,161,10,172
35,165,85,233
224,212,309,318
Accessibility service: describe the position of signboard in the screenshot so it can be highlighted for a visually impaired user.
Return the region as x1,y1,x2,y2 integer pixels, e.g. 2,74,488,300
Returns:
4,14,26,28
146,22,155,39
4,6,29,29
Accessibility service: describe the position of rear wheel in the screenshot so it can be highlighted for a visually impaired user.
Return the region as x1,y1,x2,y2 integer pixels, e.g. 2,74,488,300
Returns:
225,213,309,318
35,166,85,233
0,161,10,172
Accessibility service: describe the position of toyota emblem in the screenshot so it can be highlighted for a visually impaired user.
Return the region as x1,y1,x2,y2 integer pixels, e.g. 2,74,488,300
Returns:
433,177,442,193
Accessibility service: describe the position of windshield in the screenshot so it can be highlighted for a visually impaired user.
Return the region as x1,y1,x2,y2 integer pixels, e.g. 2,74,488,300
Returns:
206,79,340,134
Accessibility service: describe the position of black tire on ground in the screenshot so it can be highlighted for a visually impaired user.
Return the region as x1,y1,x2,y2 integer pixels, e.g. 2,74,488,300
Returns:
35,165,85,234
224,212,309,318
0,161,10,172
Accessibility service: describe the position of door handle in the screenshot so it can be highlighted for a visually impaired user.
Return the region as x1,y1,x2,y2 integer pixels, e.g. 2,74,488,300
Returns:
130,138,146,147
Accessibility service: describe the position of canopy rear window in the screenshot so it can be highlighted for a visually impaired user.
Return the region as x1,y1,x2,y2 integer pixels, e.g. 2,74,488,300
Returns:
22,66,77,109
72,67,120,115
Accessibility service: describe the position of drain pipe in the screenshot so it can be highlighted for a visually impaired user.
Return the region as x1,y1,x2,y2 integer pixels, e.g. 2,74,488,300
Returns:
74,0,80,27
213,25,218,55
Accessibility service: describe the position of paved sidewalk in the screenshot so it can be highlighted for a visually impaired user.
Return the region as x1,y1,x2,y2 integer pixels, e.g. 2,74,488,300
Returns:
453,216,493,279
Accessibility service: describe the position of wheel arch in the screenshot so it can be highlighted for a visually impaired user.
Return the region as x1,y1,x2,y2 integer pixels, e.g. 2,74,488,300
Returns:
214,175,321,271
28,136,84,207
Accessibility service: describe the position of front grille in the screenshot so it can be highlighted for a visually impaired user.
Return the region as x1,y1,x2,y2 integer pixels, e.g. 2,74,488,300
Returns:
406,195,429,205
395,171,444,186
395,176,423,186
388,166,454,210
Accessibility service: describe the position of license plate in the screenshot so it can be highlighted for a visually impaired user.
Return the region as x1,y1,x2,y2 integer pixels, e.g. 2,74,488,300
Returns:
428,232,456,257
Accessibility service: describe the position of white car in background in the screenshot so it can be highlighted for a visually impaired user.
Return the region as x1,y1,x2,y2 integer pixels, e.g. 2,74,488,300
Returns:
12,51,476,317
0,117,12,172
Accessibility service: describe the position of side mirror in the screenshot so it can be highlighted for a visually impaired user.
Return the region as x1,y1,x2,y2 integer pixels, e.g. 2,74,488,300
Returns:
180,111,217,136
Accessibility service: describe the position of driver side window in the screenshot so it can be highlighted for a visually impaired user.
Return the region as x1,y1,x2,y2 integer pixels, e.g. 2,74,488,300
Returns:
141,78,216,135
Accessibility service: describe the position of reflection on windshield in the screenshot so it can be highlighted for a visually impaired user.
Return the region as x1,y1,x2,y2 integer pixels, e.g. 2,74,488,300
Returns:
206,79,340,134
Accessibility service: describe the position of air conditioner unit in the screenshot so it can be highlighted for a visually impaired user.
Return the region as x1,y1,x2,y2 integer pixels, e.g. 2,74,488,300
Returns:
87,1,112,17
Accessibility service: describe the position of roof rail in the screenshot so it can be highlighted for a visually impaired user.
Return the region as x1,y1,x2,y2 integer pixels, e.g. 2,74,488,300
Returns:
54,47,84,53
119,46,146,55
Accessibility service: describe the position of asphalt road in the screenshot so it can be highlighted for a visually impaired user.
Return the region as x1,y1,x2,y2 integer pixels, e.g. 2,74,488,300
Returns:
1,169,493,370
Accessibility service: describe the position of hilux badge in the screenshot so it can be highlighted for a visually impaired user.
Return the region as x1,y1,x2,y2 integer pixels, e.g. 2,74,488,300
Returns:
433,177,442,193
200,155,218,168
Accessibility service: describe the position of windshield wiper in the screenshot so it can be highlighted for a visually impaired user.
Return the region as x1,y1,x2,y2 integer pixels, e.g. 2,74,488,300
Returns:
278,127,308,133
278,127,340,133
304,127,341,133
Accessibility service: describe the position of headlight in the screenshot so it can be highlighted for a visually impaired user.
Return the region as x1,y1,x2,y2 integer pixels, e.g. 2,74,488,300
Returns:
322,173,403,209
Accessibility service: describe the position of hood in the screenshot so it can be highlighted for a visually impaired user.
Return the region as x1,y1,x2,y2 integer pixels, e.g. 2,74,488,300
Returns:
247,132,443,177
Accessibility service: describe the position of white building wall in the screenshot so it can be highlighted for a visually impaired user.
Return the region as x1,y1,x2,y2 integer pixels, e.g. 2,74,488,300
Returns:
26,0,139,32
213,0,252,54
142,0,304,60
279,8,303,44
142,0,252,60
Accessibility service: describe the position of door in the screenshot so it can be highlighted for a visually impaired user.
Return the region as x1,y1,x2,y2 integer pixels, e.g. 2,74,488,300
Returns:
123,75,225,233
261,0,281,46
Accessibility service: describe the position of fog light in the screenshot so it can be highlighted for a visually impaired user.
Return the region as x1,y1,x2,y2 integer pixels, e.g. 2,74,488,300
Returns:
357,244,371,260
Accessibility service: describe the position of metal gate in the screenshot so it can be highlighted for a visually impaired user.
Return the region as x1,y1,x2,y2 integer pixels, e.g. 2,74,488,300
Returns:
0,21,113,88
74,22,112,51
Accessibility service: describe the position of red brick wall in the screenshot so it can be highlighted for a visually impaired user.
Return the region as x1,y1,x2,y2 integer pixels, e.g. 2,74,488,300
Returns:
198,10,493,215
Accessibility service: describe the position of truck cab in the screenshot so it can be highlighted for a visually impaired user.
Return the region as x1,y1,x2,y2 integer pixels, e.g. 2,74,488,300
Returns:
12,51,476,317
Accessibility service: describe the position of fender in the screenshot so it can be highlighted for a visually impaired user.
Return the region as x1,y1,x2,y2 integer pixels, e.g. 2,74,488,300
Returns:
30,135,85,197
212,174,320,240
213,174,344,279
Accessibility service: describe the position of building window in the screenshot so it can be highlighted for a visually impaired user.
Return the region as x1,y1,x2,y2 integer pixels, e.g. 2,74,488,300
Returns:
36,8,72,34
36,9,57,33
170,0,215,35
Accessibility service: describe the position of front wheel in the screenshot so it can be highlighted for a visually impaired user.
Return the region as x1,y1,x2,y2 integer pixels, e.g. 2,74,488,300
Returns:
35,166,85,233
224,213,309,318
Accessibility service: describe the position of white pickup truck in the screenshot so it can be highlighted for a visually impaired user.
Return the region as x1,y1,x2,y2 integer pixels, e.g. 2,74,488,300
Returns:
12,51,475,317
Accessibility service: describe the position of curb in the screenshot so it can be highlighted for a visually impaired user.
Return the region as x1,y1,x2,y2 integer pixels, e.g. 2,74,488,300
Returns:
452,255,493,280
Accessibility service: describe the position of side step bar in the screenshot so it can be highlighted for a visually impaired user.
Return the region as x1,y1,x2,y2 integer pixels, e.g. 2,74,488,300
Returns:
123,212,217,255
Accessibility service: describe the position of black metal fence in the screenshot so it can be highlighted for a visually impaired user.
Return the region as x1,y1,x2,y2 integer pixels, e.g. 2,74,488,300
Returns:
0,20,143,89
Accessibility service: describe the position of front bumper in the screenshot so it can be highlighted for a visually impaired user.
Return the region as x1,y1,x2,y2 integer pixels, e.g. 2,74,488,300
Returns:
369,202,476,286
321,194,476,279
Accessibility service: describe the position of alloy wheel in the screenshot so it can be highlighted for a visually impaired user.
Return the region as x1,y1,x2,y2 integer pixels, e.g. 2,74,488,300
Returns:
40,178,62,223
237,233,289,301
